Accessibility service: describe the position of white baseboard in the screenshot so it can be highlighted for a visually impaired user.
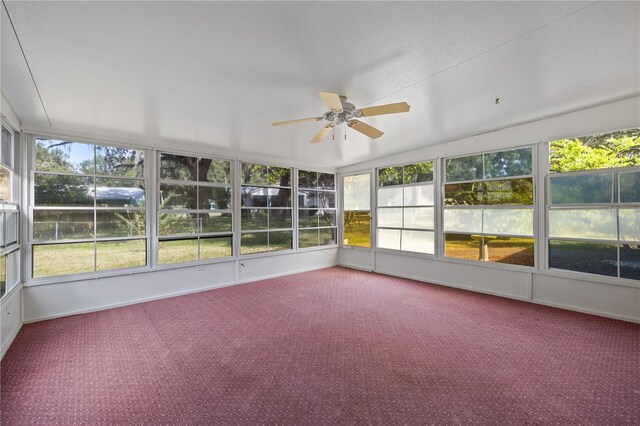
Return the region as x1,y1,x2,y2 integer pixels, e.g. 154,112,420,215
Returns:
1,321,22,360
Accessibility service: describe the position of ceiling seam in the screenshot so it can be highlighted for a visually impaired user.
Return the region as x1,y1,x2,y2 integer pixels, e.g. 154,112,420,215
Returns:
2,0,52,127
363,0,602,107
181,0,317,137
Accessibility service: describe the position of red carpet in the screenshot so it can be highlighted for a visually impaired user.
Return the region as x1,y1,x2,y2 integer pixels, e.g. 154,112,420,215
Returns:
1,267,638,424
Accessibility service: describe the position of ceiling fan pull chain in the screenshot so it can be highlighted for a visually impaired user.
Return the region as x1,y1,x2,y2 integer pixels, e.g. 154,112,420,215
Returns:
332,127,335,141
345,126,347,141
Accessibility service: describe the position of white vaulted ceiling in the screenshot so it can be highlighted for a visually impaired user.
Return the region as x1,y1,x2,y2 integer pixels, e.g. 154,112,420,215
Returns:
1,1,639,167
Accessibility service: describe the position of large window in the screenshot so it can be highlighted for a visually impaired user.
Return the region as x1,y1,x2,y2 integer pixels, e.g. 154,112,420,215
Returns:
376,161,435,254
158,153,232,265
443,147,535,266
240,163,292,254
547,129,640,280
31,138,147,278
298,170,336,248
1,125,20,298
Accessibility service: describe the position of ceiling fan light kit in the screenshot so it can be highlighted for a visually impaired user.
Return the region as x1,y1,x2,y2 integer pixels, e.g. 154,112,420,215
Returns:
272,92,410,144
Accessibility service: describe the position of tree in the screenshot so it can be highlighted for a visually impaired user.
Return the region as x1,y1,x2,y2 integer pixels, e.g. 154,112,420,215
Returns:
550,130,640,173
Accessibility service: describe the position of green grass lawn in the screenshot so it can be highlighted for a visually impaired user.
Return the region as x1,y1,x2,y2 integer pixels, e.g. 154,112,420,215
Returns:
344,211,370,248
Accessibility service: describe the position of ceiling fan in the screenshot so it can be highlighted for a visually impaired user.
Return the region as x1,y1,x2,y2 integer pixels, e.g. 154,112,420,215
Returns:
272,92,411,144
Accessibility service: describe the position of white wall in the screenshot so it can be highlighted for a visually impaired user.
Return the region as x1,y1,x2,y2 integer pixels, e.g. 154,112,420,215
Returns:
1,286,22,358
23,248,338,323
339,97,640,323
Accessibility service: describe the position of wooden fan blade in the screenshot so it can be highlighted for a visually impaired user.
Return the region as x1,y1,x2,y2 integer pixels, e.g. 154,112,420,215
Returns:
310,124,334,144
272,117,323,126
358,102,410,117
348,119,384,139
319,92,343,111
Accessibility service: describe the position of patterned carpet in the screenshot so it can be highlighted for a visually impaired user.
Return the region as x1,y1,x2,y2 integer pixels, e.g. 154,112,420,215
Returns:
1,267,638,425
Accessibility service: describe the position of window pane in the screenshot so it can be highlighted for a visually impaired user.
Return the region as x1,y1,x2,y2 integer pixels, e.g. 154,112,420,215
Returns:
33,242,95,278
199,159,230,184
378,208,403,228
484,178,533,205
158,213,198,236
483,208,533,236
241,209,268,230
550,174,613,204
96,210,146,238
549,129,640,173
268,167,291,187
344,174,370,210
97,239,146,271
378,186,403,207
484,148,532,179
32,210,94,241
0,167,10,202
241,186,268,207
404,207,434,230
299,209,317,228
159,184,197,210
299,229,319,248
319,210,336,227
402,230,434,254
445,155,483,182
34,174,94,206
299,190,318,208
198,187,231,210
404,183,434,206
378,229,401,250
200,213,232,233
620,244,640,280
0,255,6,298
445,234,481,261
319,228,336,246
318,173,335,190
241,232,269,254
317,192,335,209
95,178,145,207
485,236,534,267
378,166,403,186
268,188,291,207
269,231,292,252
241,163,267,185
269,209,292,229
404,162,433,184
200,236,232,260
298,170,317,189
443,208,482,233
620,172,640,203
96,146,144,178
1,127,11,169
158,239,198,264
344,211,370,248
6,250,19,293
160,153,197,181
619,209,640,242
444,182,483,206
549,209,617,240
549,240,617,277
35,139,94,174
4,211,18,247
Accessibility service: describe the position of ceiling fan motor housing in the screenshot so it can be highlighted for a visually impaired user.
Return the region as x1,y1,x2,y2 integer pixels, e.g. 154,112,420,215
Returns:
323,100,361,125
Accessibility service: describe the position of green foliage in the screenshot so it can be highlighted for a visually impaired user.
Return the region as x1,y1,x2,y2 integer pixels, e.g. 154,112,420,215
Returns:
550,129,640,173
378,162,433,186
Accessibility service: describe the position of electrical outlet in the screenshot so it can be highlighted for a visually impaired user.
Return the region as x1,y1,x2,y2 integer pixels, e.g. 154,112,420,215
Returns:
197,265,205,271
